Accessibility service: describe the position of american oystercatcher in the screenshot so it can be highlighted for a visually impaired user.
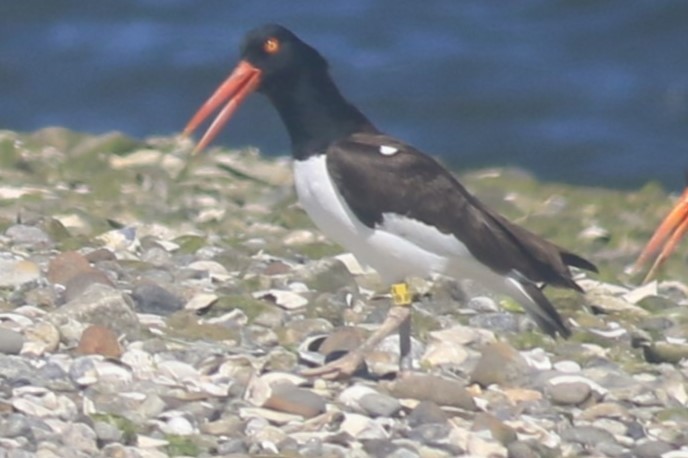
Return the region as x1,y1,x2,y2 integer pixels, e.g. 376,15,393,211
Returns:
184,24,597,378
634,171,688,283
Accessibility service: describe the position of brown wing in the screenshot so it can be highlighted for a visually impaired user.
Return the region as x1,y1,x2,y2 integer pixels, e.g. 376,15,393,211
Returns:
326,132,596,290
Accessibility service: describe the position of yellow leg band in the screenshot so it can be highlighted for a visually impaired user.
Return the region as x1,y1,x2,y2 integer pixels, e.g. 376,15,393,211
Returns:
390,282,412,306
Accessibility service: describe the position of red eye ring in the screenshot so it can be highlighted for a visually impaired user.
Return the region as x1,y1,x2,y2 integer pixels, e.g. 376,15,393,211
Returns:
264,37,280,54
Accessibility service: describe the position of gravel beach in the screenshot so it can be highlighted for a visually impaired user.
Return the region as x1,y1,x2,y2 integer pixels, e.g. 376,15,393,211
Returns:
0,128,686,457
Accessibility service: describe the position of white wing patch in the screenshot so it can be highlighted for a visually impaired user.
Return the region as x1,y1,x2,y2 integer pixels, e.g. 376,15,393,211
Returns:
379,213,471,258
379,145,398,156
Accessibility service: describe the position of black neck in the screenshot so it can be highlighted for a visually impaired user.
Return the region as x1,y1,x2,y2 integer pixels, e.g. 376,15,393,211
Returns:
264,70,376,160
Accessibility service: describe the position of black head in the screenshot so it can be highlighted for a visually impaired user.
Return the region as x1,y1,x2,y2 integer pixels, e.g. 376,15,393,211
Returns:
239,24,328,94
184,24,372,156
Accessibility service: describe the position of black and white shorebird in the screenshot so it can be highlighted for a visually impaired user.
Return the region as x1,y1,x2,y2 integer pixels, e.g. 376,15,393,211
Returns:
184,24,597,379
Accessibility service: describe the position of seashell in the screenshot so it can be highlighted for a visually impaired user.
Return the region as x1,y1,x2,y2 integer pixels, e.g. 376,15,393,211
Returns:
0,312,35,330
69,356,101,385
553,360,581,373
97,227,140,254
95,360,133,386
184,293,218,311
520,348,552,371
297,334,328,367
253,289,308,310
154,360,200,386
121,349,156,380
187,260,232,282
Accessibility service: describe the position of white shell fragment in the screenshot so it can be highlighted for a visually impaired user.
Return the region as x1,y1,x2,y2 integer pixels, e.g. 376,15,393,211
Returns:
187,260,232,282
184,293,219,311
252,289,308,309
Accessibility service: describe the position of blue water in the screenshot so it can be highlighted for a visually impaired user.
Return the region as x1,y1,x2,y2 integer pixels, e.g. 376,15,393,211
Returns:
1,1,686,189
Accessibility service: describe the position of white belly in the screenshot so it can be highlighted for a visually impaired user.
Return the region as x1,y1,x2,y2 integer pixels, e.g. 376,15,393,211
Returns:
293,155,451,283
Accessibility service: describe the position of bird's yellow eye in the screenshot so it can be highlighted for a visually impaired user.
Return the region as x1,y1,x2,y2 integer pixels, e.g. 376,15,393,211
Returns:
263,37,280,54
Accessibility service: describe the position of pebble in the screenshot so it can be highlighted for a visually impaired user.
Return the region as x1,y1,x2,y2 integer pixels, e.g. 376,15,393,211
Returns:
130,282,185,315
506,440,541,458
546,380,592,406
642,341,688,364
76,324,122,358
407,401,449,427
470,341,531,387
5,225,52,247
561,425,617,447
358,392,402,418
0,259,41,288
633,440,676,458
263,384,326,418
472,412,517,445
387,374,476,411
0,327,24,354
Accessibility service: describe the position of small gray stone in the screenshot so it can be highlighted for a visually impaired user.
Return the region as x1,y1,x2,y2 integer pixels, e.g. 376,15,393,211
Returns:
470,341,531,387
387,374,476,410
407,401,448,427
561,425,616,447
592,418,627,437
0,413,33,439
473,412,518,445
131,282,184,315
507,440,545,458
63,270,114,302
263,383,326,418
386,447,422,458
93,421,123,444
547,381,592,406
0,354,41,385
61,423,98,454
633,440,676,458
359,392,402,418
0,328,24,355
301,441,348,458
594,440,630,457
5,224,52,247
217,438,248,455
407,424,453,452
643,342,688,364
467,296,499,313
362,439,403,458
4,447,36,458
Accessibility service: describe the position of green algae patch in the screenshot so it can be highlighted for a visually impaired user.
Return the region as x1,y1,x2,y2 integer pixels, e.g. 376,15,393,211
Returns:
510,330,554,351
293,241,342,260
213,294,271,322
166,311,241,342
165,435,201,457
173,234,208,254
90,413,139,445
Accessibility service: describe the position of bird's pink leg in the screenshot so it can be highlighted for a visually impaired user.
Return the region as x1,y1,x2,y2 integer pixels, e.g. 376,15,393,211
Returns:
302,282,413,380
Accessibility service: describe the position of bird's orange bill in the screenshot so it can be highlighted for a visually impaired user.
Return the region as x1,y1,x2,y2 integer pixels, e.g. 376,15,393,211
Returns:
183,60,261,155
634,185,688,283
